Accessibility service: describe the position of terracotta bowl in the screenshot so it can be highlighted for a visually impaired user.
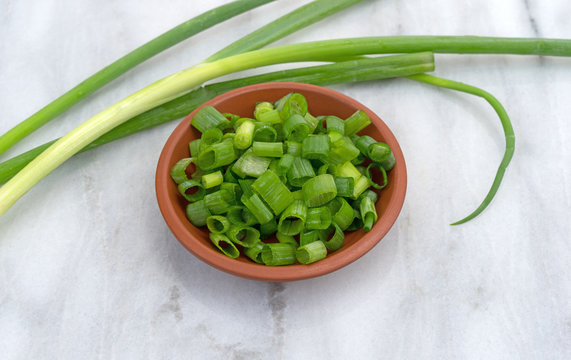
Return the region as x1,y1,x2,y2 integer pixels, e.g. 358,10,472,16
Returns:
155,82,406,281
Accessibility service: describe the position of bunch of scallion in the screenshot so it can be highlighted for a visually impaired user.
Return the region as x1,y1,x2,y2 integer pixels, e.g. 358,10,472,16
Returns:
1,0,570,225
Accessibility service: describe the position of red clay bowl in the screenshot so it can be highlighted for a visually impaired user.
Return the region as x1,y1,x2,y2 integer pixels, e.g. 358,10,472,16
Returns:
156,82,406,282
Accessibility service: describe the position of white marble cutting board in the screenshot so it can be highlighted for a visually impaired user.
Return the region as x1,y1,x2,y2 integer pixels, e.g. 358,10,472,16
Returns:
0,0,570,359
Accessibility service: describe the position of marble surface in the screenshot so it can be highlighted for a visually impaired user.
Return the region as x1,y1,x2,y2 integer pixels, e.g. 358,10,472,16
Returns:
1,0,570,359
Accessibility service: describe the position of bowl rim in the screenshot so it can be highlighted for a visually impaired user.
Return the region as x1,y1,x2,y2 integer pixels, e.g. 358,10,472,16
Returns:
155,82,407,281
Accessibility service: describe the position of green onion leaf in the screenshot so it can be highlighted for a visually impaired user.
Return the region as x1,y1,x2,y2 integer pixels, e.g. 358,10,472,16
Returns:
296,241,328,264
302,174,337,207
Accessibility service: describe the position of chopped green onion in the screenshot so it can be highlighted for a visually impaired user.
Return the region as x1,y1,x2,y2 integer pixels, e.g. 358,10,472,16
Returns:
358,189,379,204
170,158,196,184
186,200,211,227
209,233,240,259
197,138,237,171
241,194,274,225
344,110,371,136
254,101,274,121
253,123,278,142
299,229,320,246
334,177,354,198
296,241,328,264
287,157,315,187
369,142,392,162
360,196,378,232
302,134,330,160
252,170,294,215
192,105,231,133
227,205,258,226
224,167,238,184
304,113,319,133
276,153,295,175
306,206,332,230
234,119,256,149
333,161,361,182
227,225,260,247
201,171,224,189
277,200,307,236
352,175,370,199
220,182,242,204
291,189,304,201
325,136,360,164
178,179,206,202
324,116,345,135
204,189,233,214
283,114,311,142
252,141,284,158
206,215,231,234
351,153,365,165
244,241,265,264
259,218,278,239
238,179,255,198
346,208,363,231
262,243,297,266
189,139,202,158
276,93,308,120
319,222,344,251
232,148,271,178
257,109,282,124
365,162,388,190
201,127,224,146
285,141,303,156
276,232,299,246
302,174,337,207
331,197,354,230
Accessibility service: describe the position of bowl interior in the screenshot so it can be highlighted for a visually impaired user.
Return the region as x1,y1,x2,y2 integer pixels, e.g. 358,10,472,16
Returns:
156,82,406,281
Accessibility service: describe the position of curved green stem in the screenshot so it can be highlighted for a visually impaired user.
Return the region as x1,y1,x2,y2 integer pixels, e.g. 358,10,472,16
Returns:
406,73,515,225
2,35,568,216
0,0,276,156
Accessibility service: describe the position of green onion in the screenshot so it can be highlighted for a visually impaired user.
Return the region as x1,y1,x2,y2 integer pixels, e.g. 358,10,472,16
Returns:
0,0,277,155
226,225,260,247
254,102,274,121
334,177,354,198
252,170,294,215
206,215,231,234
234,119,256,149
306,206,332,230
287,157,315,187
275,153,295,176
186,200,211,227
189,139,202,158
244,242,265,264
407,73,516,225
360,196,378,232
283,114,311,142
324,116,345,135
204,189,233,214
253,123,278,142
192,106,231,133
325,136,360,164
209,233,240,259
365,163,388,190
178,180,206,202
170,158,195,184
227,205,258,226
302,134,330,160
319,222,345,251
232,148,271,178
197,138,237,171
261,243,297,266
276,93,308,120
241,194,274,225
346,208,363,231
220,182,242,204
331,197,355,230
201,127,224,146
201,171,224,189
299,229,320,246
276,232,299,247
302,174,337,207
258,109,282,124
352,175,371,200
296,241,328,264
285,141,303,156
252,141,284,158
344,110,372,137
277,200,307,236
259,218,278,239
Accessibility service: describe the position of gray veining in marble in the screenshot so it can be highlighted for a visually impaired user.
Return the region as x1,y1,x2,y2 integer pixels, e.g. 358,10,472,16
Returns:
1,0,570,359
